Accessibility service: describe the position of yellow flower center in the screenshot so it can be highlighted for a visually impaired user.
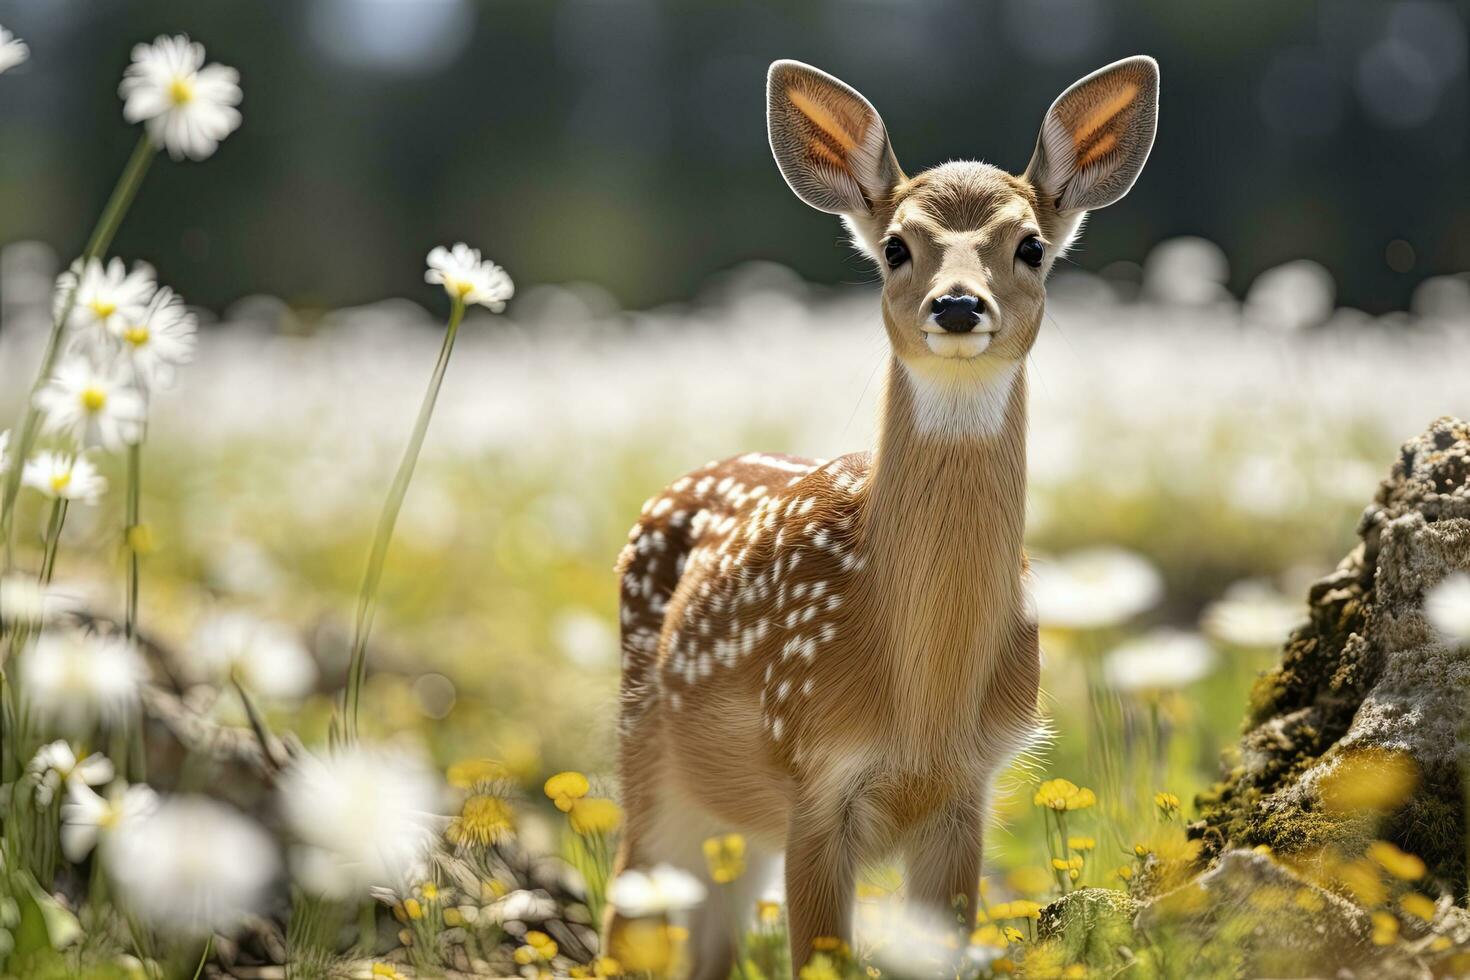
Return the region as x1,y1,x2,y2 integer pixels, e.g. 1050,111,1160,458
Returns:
49,471,72,494
88,299,118,319
169,76,195,105
80,387,107,413
448,795,514,847
122,325,150,347
450,278,475,300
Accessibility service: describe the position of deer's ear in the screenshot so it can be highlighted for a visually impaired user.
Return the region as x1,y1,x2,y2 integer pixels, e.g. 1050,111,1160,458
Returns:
1025,56,1158,215
767,60,903,217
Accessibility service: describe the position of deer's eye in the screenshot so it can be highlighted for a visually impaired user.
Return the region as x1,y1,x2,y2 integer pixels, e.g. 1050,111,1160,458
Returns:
1017,236,1045,269
883,237,910,269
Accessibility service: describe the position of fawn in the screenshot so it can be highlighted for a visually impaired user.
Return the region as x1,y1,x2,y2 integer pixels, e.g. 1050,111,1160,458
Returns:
607,56,1158,977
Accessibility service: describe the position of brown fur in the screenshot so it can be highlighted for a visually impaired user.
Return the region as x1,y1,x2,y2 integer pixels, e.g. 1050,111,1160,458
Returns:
607,56,1158,979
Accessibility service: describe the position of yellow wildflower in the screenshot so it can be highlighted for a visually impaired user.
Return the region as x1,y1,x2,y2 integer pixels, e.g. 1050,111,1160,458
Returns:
447,757,509,788
447,794,514,847
1370,911,1399,946
1430,936,1453,952
419,882,438,901
702,833,747,883
989,900,1042,921
1067,836,1096,852
757,900,782,926
1003,926,1025,943
1033,779,1096,811
1114,865,1133,881
1400,892,1437,922
569,798,623,835
811,936,849,956
544,771,591,812
1335,859,1388,907
515,930,559,964
971,924,1010,949
371,965,406,980
1320,748,1417,814
403,898,423,920
443,907,463,927
608,919,674,974
594,956,623,976
1051,856,1084,872
799,954,842,980
1154,792,1181,817
1063,966,1088,979
1367,841,1426,881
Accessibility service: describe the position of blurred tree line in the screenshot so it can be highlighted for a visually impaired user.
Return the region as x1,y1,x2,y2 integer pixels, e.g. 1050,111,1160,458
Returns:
0,0,1465,315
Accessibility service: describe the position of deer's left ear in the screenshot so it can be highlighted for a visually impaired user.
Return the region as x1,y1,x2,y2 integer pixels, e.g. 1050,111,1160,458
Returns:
1025,56,1159,216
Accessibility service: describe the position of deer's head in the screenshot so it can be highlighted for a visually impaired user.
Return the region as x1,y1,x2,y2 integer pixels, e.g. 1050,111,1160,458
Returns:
767,57,1158,369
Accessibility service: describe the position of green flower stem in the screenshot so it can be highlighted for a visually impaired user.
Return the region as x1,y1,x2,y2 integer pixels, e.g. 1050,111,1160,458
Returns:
189,934,213,980
38,498,68,584
358,899,376,955
341,299,465,741
124,441,142,640
0,134,156,570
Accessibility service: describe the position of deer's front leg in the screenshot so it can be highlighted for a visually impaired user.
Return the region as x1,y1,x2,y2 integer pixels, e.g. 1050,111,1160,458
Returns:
904,791,985,932
784,794,861,974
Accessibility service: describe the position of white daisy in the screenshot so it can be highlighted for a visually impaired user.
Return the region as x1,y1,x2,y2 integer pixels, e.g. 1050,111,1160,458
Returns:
0,26,29,75
1103,628,1217,693
278,745,442,897
1029,548,1164,631
54,257,156,343
34,357,147,452
106,795,279,936
607,864,707,917
60,779,159,862
1425,572,1470,646
112,286,197,390
425,243,515,312
119,35,242,161
18,630,148,735
192,611,317,702
26,742,115,807
1200,580,1306,649
22,452,107,504
0,576,81,631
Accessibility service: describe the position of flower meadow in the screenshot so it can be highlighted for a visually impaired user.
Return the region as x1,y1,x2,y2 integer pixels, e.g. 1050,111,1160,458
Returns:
4,24,1470,980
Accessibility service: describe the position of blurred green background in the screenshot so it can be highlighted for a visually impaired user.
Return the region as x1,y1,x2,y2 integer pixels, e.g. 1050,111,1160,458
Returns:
0,0,1467,315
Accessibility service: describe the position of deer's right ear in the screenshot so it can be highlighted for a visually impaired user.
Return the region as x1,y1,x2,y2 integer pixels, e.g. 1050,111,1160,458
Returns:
767,60,903,218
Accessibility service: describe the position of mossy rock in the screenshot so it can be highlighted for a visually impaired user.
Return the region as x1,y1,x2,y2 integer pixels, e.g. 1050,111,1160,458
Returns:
1137,850,1375,977
1195,417,1470,895
1036,887,1142,972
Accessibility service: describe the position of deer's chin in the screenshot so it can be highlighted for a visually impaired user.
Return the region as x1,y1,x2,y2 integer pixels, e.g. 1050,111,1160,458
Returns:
923,332,992,359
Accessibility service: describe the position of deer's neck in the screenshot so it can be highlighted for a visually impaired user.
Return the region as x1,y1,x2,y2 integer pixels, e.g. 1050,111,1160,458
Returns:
858,355,1028,745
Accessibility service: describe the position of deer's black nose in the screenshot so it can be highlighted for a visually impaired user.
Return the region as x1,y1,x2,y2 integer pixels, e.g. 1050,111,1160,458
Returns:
931,294,984,333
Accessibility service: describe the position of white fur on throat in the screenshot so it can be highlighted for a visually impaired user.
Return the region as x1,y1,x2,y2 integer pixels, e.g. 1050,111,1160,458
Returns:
899,356,1021,440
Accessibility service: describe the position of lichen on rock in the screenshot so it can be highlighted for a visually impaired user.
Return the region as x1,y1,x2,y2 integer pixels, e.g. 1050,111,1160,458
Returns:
1195,416,1470,894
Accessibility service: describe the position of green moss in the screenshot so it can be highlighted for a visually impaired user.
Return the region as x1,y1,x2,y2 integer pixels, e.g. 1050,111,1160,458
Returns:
1036,888,1142,974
